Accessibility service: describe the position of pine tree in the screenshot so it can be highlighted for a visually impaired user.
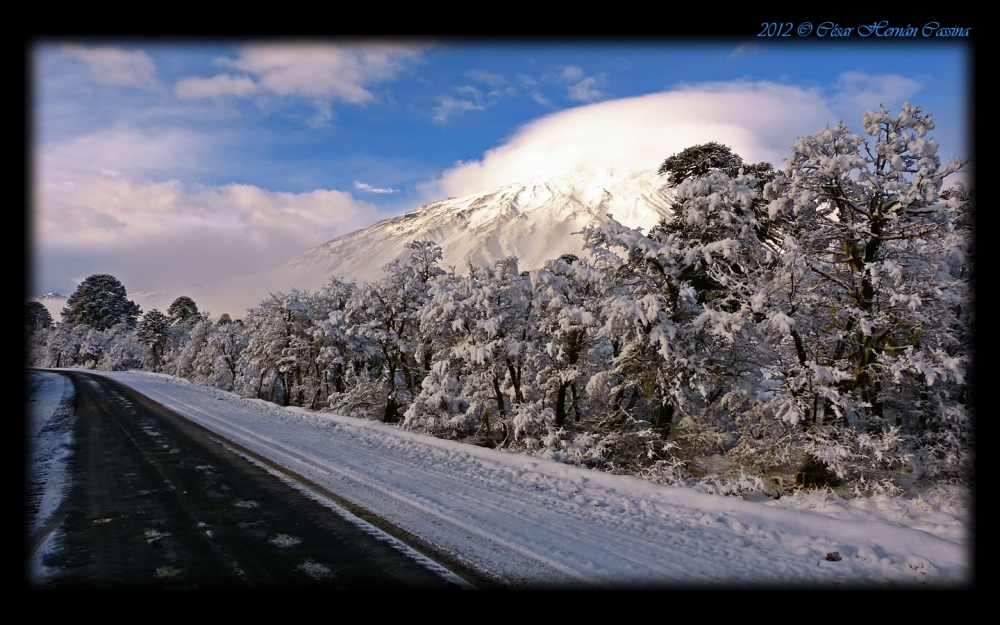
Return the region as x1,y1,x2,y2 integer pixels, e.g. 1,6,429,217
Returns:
26,301,53,335
61,274,141,330
167,296,201,326
658,142,744,185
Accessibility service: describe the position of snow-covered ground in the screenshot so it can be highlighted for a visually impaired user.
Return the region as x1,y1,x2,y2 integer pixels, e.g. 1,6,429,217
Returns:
26,370,77,583
27,370,973,588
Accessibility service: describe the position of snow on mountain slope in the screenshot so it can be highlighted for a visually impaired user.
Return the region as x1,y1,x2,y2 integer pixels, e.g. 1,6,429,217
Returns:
31,293,68,323
159,167,674,316
282,167,673,285
30,168,674,320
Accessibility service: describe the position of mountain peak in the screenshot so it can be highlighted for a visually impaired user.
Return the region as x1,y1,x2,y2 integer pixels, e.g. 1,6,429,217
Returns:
203,168,675,314
287,167,673,284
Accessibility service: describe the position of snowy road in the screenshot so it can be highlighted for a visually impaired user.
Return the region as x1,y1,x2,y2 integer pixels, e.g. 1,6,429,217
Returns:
30,369,972,588
29,371,469,588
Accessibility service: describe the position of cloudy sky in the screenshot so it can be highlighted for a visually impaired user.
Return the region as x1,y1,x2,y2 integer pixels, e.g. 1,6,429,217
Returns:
30,38,971,315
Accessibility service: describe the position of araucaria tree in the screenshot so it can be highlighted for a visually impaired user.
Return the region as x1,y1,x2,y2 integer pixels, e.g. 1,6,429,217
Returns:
26,301,53,335
167,296,201,326
62,274,141,330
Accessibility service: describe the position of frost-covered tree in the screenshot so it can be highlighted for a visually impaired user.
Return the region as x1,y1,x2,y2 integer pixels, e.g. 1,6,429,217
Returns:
170,317,247,390
579,152,800,473
659,142,744,185
209,319,248,391
405,256,542,445
530,256,604,428
736,103,972,482
136,309,170,370
659,142,774,195
345,242,444,422
763,104,967,423
169,317,211,380
654,143,778,297
581,217,708,434
78,326,109,369
314,277,362,400
402,267,474,436
38,323,80,368
102,323,145,371
236,291,318,406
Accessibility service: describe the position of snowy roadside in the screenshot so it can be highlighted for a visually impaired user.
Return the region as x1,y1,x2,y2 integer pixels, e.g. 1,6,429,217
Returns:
26,370,77,584
82,370,971,588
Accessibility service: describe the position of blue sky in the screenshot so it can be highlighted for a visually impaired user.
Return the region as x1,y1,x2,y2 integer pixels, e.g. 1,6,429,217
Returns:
31,39,972,307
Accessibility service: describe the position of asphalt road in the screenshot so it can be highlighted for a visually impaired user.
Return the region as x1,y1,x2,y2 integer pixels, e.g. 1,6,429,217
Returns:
29,371,467,589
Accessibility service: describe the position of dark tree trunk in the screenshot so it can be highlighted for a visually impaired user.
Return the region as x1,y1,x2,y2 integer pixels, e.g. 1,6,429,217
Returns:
653,401,674,436
555,380,569,427
492,374,506,419
506,359,523,404
625,387,639,412
384,360,398,423
613,386,625,411
383,395,399,423
571,382,581,423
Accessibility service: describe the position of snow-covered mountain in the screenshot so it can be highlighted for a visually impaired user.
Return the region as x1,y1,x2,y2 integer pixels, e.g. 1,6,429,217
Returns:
32,293,68,323
284,167,674,285
169,167,675,316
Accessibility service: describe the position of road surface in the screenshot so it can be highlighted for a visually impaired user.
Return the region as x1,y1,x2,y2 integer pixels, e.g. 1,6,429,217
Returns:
29,370,470,589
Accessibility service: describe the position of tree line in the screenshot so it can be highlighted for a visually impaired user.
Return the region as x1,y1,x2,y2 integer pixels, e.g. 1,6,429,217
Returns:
27,104,973,495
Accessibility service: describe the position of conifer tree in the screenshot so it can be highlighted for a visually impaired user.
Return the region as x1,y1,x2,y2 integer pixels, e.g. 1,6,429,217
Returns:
62,274,140,330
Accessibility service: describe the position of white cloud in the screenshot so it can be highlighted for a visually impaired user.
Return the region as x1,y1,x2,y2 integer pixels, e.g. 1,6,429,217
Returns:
531,92,552,107
191,43,427,104
354,181,398,194
34,173,380,305
466,70,507,87
560,65,605,102
37,176,377,248
433,95,484,124
729,43,760,59
561,66,584,81
424,81,837,199
61,45,158,89
175,74,258,99
171,44,428,133
834,71,924,114
568,76,603,102
38,125,207,185
34,120,380,306
454,85,484,99
307,100,334,129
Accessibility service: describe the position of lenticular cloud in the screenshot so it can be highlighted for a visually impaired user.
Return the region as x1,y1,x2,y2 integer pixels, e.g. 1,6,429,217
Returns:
429,81,835,199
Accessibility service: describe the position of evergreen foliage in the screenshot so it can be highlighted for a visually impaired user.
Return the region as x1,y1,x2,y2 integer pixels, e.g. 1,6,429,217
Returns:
26,301,53,334
61,274,141,330
167,296,201,326
658,142,744,186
